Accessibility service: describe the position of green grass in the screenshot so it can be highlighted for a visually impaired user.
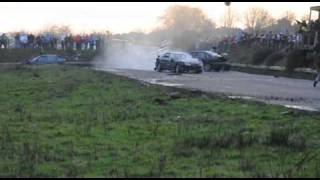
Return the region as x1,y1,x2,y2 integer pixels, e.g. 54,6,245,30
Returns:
0,65,320,177
0,49,98,63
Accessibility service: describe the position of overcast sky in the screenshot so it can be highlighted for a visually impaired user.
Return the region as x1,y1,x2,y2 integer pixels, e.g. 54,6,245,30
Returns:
0,2,319,34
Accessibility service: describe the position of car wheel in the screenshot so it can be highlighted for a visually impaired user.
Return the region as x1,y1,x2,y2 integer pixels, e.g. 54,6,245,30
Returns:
175,64,181,73
204,64,211,72
156,63,162,72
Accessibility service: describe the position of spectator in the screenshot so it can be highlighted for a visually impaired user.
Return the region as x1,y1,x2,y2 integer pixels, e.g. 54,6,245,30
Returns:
14,33,20,48
89,34,96,50
28,33,35,48
313,44,320,87
75,34,81,50
36,35,42,49
19,33,28,49
0,33,9,49
60,33,66,50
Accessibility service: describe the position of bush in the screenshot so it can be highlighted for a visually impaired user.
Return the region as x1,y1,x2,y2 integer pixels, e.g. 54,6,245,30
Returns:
265,52,285,66
285,50,313,73
288,133,306,151
268,127,291,146
252,48,274,65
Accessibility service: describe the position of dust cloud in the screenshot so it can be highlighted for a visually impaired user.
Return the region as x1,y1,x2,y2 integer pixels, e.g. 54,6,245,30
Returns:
94,40,161,71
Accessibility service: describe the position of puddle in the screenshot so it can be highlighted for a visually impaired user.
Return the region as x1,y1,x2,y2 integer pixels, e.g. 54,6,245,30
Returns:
228,95,319,112
284,105,318,112
148,79,183,87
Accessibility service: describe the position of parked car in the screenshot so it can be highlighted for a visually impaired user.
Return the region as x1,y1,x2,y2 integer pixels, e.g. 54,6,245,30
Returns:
23,54,66,65
190,51,231,72
155,52,202,73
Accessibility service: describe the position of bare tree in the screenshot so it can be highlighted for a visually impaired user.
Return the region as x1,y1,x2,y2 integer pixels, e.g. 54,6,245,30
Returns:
300,14,309,22
281,11,297,25
244,7,275,33
41,24,72,35
159,5,215,33
220,9,239,29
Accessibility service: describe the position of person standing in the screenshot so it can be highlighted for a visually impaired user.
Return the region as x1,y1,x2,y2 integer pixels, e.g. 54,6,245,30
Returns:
14,33,20,48
313,60,320,88
313,45,320,88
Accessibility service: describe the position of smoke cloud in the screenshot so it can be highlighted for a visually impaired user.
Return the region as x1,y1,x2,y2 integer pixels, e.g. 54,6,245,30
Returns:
94,40,160,71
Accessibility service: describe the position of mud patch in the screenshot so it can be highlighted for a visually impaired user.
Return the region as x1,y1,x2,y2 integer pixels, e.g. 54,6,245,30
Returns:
148,79,183,87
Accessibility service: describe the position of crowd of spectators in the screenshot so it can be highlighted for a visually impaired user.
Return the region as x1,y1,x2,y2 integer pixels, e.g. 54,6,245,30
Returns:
216,19,320,53
0,32,105,51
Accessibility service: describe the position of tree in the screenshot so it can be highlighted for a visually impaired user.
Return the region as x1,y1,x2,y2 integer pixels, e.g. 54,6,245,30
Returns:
158,5,216,51
300,14,309,22
220,9,239,30
281,11,296,25
41,24,72,35
265,11,298,34
244,7,275,33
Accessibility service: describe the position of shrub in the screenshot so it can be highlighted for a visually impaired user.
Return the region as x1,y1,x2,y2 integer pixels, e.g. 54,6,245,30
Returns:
285,50,313,73
239,158,256,171
237,131,257,149
252,48,274,65
265,52,285,66
288,133,306,151
268,127,291,146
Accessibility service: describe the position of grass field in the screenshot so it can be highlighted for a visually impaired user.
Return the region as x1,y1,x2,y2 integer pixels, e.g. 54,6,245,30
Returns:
0,65,320,177
0,49,98,63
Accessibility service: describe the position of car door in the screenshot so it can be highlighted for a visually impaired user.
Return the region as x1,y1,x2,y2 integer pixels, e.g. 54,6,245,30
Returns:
35,56,47,64
204,53,213,63
168,53,178,69
190,52,196,58
191,52,199,60
47,56,57,64
160,53,171,69
57,56,65,64
197,52,207,63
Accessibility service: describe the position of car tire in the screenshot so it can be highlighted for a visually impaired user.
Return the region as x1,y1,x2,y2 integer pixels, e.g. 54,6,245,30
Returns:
156,63,162,72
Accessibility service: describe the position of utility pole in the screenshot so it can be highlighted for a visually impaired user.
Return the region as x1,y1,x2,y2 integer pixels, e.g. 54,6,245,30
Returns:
225,2,231,36
225,2,231,52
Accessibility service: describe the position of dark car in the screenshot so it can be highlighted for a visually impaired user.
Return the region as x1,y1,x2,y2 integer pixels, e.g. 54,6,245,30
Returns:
155,52,202,73
190,51,231,72
23,54,66,65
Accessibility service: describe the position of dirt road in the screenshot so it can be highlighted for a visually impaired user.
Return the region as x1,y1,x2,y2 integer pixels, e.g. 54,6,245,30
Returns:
95,68,320,111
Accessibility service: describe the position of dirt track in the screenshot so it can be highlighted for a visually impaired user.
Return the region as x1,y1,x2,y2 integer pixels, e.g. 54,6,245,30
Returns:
95,68,320,111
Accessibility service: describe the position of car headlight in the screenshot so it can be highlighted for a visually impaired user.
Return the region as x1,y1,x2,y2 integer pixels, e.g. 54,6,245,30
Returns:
184,62,192,66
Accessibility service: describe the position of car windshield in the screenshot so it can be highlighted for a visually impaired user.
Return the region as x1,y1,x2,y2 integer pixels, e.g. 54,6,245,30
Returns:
31,56,40,62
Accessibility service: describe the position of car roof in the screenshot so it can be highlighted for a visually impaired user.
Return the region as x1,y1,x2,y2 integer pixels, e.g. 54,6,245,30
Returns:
192,51,221,56
168,51,191,55
32,54,61,60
